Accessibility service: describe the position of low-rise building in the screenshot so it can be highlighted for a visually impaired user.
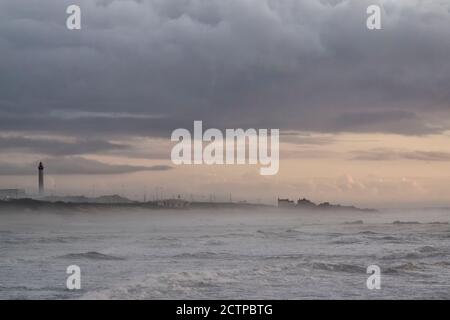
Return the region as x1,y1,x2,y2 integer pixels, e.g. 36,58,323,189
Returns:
157,198,190,208
0,189,27,200
277,198,295,207
297,198,316,208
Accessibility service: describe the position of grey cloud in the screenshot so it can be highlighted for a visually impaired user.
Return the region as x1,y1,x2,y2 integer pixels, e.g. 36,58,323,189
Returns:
48,110,167,120
0,0,450,139
280,132,336,145
402,151,450,162
329,110,441,135
351,149,450,162
281,149,339,159
0,136,129,156
0,157,172,175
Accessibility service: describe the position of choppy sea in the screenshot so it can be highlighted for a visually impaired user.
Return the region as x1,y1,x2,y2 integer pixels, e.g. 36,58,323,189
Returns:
0,208,449,299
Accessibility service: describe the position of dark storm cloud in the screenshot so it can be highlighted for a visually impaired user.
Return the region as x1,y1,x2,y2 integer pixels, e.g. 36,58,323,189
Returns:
1,0,450,139
0,157,172,175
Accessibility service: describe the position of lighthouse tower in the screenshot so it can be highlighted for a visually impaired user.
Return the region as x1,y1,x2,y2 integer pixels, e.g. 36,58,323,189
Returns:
38,162,44,196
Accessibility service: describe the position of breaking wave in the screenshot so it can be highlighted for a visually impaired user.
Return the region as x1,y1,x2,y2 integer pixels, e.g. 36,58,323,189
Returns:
307,262,366,273
344,220,364,225
357,231,379,235
172,252,238,260
204,239,226,246
58,251,125,261
80,270,239,300
382,246,442,260
384,262,424,274
392,221,421,225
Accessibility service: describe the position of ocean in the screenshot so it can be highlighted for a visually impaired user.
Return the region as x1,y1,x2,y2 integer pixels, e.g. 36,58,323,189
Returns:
1,208,449,299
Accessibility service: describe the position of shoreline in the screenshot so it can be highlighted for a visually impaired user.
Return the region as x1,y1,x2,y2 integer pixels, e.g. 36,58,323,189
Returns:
0,198,376,213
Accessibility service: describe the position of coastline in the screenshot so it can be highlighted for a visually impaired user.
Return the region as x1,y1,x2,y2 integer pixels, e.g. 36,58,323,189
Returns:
0,198,376,213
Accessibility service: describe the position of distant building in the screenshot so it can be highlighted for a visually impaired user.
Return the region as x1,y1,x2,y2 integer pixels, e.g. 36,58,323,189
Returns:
277,198,295,207
42,194,135,204
38,162,44,196
0,189,26,200
157,198,190,208
278,197,317,208
318,202,331,208
297,198,316,208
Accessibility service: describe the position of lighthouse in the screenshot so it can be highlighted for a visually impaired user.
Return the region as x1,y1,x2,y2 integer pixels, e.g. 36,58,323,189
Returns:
38,162,44,196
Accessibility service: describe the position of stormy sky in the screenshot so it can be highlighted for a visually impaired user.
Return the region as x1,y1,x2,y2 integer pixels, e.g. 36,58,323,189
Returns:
1,0,450,206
